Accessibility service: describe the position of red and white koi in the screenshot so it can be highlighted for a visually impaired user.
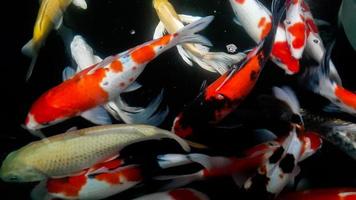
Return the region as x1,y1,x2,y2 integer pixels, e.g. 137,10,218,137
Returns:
229,0,300,74
277,188,356,200
301,41,356,116
24,16,214,131
133,188,209,200
284,0,307,59
243,130,322,199
31,159,143,200
64,34,169,126
172,0,285,138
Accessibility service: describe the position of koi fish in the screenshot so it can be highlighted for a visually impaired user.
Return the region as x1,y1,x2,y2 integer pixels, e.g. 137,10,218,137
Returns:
284,0,307,59
172,0,285,138
31,159,143,200
154,141,280,189
243,129,322,199
153,0,246,74
229,0,300,74
300,41,356,116
277,188,356,200
0,124,189,182
22,0,88,80
133,188,209,200
64,34,169,126
24,16,214,132
301,109,356,160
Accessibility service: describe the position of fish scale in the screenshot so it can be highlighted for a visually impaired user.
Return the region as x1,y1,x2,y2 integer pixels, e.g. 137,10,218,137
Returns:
0,125,189,182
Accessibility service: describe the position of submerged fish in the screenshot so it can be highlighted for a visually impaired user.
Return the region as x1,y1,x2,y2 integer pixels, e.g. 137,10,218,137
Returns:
229,0,300,74
284,0,307,59
133,188,209,200
22,0,88,80
277,188,356,200
153,0,246,74
24,16,214,132
172,0,285,138
301,109,356,160
64,34,169,126
0,124,189,182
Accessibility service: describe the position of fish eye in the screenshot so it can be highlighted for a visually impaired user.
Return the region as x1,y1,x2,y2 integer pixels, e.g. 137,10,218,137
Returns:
313,39,319,44
285,20,291,25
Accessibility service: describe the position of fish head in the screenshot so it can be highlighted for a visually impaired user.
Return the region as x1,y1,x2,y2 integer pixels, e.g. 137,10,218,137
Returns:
0,150,45,182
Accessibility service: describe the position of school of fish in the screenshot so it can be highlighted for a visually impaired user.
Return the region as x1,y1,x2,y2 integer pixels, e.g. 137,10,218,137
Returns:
1,0,355,199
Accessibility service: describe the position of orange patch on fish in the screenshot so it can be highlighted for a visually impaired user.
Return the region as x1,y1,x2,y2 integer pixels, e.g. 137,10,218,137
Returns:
235,0,245,4
47,174,87,197
271,41,300,73
287,22,306,49
258,17,266,28
151,35,171,47
110,60,123,72
131,45,156,64
169,189,202,200
335,85,356,109
28,64,109,125
173,114,193,138
260,22,272,40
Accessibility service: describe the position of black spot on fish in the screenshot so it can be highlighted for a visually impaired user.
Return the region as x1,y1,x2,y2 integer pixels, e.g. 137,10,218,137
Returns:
279,153,295,173
250,70,258,81
269,146,284,163
244,174,275,200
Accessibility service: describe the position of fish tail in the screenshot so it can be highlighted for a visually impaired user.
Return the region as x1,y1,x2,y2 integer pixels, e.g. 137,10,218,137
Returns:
177,44,246,74
22,39,39,81
173,16,214,47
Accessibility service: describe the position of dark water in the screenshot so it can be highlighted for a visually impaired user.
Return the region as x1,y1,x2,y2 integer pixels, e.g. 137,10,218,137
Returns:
2,0,356,199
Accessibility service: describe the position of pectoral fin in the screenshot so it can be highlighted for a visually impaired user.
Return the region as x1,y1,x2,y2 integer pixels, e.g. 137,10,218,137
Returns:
72,0,87,9
81,106,112,124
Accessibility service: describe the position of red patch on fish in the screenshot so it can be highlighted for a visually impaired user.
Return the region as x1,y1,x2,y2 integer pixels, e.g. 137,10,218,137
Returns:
47,174,87,197
260,22,272,40
277,188,356,200
287,22,306,49
95,173,120,185
305,18,319,33
131,45,156,64
258,17,266,28
169,189,203,200
235,0,245,4
271,41,300,73
173,115,193,138
121,166,142,182
28,64,109,125
110,60,123,72
334,85,356,109
301,132,322,151
151,35,171,46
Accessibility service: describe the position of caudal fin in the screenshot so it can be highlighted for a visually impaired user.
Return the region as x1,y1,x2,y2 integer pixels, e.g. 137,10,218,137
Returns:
173,16,214,47
22,40,38,81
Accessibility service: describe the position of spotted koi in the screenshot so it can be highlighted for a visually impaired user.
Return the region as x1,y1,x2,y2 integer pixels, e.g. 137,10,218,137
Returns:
24,16,214,132
229,0,300,74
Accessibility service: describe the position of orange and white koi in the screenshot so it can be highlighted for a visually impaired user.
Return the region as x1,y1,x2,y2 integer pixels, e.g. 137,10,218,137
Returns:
0,125,189,182
153,0,246,74
284,0,307,59
22,0,88,80
133,188,209,200
277,188,356,200
31,159,143,200
229,0,300,74
172,0,285,138
24,16,214,131
65,34,169,126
